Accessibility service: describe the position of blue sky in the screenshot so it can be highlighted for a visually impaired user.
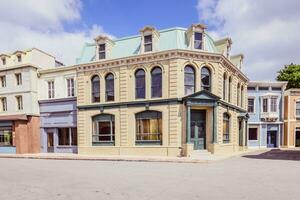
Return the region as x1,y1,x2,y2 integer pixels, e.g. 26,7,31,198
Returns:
0,0,299,80
70,0,200,37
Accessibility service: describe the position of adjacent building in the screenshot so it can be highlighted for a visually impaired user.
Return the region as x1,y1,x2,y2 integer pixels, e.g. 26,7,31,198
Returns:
283,88,300,147
38,66,77,153
76,24,249,157
247,81,287,148
0,48,58,153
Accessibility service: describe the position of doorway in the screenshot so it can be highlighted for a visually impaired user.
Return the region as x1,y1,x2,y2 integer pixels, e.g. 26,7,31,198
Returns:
267,131,277,148
47,132,54,153
190,110,206,150
295,131,300,147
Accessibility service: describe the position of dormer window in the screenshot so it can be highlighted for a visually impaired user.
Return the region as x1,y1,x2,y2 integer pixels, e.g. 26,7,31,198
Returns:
194,32,203,49
98,44,106,59
1,58,5,65
17,55,22,62
144,35,152,52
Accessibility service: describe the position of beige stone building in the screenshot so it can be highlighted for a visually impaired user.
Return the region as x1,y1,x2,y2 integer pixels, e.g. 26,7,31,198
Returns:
283,88,300,147
75,24,249,157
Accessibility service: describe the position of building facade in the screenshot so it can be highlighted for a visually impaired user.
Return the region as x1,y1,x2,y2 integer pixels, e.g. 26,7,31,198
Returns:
247,81,287,148
76,24,249,157
0,48,58,153
38,66,77,153
283,88,300,147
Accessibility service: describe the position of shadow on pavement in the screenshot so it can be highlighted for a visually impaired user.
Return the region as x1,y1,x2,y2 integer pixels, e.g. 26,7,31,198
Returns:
243,149,300,161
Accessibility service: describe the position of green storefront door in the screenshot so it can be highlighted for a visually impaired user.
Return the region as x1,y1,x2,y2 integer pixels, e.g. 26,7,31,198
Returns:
191,110,206,150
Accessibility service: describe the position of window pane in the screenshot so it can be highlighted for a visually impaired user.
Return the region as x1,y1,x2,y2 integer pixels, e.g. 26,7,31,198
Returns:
151,67,162,98
71,128,77,145
91,76,100,102
105,74,114,101
144,35,152,43
223,113,230,143
58,128,70,145
0,129,13,146
184,66,195,95
135,69,145,99
201,67,211,91
249,128,258,140
92,114,115,143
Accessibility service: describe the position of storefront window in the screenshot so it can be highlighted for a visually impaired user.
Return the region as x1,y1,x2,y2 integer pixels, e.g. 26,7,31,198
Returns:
0,129,13,146
58,128,77,146
92,114,115,144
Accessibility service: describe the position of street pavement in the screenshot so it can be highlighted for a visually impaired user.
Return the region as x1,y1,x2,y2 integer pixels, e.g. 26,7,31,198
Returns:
0,150,299,200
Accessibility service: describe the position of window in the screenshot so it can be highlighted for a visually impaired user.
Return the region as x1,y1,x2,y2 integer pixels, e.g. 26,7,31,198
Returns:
228,77,232,103
92,114,115,144
184,65,195,95
247,86,256,91
201,67,211,91
237,84,240,106
241,86,244,107
223,73,227,100
0,129,12,146
1,97,7,112
270,97,277,112
91,75,100,103
144,35,152,52
248,98,254,113
248,128,258,140
135,69,146,99
1,58,6,65
296,102,300,117
223,113,230,143
0,76,6,87
151,67,162,98
105,73,114,101
48,81,55,99
67,78,75,97
194,32,203,49
263,98,268,112
98,44,106,59
16,96,23,110
15,73,22,85
136,111,162,144
58,128,77,146
272,87,282,91
259,87,269,91
17,55,22,62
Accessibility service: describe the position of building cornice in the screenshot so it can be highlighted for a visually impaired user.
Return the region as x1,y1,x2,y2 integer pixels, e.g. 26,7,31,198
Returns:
75,49,249,82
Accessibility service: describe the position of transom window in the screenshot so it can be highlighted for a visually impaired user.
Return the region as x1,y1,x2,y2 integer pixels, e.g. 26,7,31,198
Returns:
92,114,115,144
15,73,22,85
296,102,300,117
194,32,203,49
223,113,230,143
91,75,100,103
201,67,211,91
98,44,106,59
136,111,162,145
151,67,162,98
248,98,254,113
58,128,77,146
144,35,152,52
16,96,23,110
48,81,55,99
135,69,146,99
67,78,75,97
105,73,114,101
184,65,195,95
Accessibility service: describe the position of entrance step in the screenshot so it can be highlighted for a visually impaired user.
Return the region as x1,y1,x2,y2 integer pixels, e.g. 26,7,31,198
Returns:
189,150,212,158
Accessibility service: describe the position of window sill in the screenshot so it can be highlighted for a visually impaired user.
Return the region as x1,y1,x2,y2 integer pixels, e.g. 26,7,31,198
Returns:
135,141,162,145
92,142,115,146
57,145,77,148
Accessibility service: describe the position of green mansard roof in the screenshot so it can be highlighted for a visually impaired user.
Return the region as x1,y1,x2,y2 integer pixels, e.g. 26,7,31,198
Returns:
76,27,218,64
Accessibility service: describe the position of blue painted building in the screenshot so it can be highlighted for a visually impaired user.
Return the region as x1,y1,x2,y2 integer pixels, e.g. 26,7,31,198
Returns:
247,81,287,148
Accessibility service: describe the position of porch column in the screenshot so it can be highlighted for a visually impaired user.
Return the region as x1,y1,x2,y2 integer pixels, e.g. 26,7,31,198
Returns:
187,104,191,143
213,103,218,143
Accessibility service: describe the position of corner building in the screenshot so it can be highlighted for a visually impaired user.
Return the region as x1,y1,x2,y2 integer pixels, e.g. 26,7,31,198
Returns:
76,24,249,156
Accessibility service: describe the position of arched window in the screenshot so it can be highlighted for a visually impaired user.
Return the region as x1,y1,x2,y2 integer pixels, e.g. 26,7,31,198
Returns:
223,113,230,143
223,73,227,100
228,76,232,103
91,75,100,103
135,69,145,99
237,83,240,106
201,67,211,91
105,73,114,101
241,85,244,107
92,114,115,144
151,67,162,98
135,110,162,145
184,65,195,95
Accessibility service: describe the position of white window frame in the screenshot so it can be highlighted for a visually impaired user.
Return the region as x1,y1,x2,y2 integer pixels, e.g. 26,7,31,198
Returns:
47,80,55,99
66,77,75,97
0,97,7,112
296,101,300,118
194,32,203,50
16,96,23,111
262,97,268,113
248,97,255,113
0,76,6,88
270,97,277,113
144,34,153,52
15,73,22,85
98,43,106,60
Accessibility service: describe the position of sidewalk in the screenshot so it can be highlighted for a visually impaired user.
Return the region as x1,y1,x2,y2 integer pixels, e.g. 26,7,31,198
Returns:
0,150,259,164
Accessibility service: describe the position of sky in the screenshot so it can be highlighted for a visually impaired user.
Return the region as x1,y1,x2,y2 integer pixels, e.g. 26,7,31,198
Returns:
0,0,299,81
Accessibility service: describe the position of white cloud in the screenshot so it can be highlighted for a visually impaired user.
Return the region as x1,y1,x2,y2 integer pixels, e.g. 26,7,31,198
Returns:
197,0,300,80
0,0,109,65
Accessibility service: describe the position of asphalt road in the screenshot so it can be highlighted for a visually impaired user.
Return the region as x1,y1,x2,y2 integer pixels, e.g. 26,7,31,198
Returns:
0,151,299,200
